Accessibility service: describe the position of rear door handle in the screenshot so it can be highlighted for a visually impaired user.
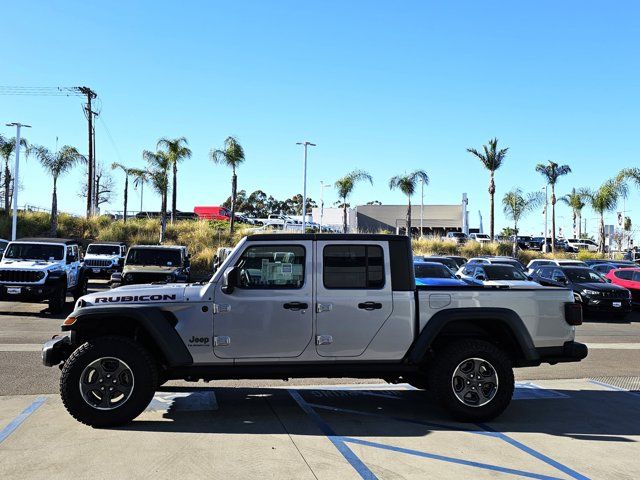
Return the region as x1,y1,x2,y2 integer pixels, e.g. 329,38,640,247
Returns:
283,302,308,311
358,301,382,310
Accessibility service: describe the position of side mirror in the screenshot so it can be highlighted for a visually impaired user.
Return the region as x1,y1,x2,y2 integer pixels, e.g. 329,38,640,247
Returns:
221,266,239,294
455,274,461,279
605,278,612,283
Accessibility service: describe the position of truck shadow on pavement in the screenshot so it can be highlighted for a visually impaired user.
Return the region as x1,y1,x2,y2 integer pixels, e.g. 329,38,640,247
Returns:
117,386,640,442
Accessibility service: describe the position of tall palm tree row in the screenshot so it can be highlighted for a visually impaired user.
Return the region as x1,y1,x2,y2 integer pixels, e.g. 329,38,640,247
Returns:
143,150,171,242
535,161,571,253
156,137,192,223
559,188,585,239
467,138,508,241
502,189,544,256
33,145,85,235
334,170,373,233
388,170,429,236
0,134,29,213
210,136,245,234
579,179,627,253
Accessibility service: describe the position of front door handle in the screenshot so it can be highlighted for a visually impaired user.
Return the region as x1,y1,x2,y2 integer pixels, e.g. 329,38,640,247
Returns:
358,301,382,310
283,302,308,311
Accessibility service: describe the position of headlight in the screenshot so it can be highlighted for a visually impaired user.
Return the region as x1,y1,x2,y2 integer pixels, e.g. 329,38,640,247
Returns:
166,274,174,282
124,273,133,281
36,271,45,280
582,289,599,296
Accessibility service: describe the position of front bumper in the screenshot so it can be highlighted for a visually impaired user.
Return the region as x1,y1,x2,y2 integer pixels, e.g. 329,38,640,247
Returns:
42,335,72,367
0,283,57,302
536,341,589,365
86,266,120,278
582,297,633,314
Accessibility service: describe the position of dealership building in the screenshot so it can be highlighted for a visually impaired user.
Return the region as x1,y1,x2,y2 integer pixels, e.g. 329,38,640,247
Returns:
311,194,474,235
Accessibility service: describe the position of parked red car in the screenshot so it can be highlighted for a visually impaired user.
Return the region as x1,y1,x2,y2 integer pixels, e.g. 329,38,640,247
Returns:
606,268,640,307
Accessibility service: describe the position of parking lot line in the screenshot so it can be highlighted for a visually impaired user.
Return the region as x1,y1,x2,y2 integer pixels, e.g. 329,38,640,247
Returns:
588,379,640,398
0,397,46,444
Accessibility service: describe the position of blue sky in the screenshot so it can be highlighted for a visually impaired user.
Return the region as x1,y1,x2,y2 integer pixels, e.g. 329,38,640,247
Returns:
2,0,639,238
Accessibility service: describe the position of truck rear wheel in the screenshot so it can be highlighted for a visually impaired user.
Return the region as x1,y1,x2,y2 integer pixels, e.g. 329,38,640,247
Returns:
60,336,158,427
429,339,514,422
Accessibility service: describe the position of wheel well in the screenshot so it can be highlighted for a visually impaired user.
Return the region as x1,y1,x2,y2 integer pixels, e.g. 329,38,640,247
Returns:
71,316,169,370
428,319,525,362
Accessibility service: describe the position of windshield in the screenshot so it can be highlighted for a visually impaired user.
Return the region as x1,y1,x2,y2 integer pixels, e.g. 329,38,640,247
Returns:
565,268,605,283
87,245,121,255
494,260,525,271
4,243,65,261
414,264,455,279
484,266,527,280
126,248,181,266
426,257,459,271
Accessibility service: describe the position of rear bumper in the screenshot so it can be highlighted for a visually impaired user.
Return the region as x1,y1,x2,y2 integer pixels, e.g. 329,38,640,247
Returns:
535,341,588,365
42,335,72,367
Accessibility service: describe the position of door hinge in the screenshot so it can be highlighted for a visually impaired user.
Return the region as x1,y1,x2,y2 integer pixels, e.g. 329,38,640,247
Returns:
213,303,231,314
214,336,231,346
316,303,333,313
316,335,333,345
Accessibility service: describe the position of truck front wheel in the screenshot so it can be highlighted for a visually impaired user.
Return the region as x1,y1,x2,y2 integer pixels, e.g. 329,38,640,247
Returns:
429,339,514,422
60,336,158,427
48,284,67,314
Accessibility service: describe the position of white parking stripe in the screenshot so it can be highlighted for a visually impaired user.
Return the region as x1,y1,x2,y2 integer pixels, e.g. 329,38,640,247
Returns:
0,344,42,352
585,343,640,350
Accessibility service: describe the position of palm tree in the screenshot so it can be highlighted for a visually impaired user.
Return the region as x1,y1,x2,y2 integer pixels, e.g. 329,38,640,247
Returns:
388,170,429,236
33,145,85,235
143,150,171,242
559,188,585,239
111,163,136,222
579,179,627,253
157,137,192,223
0,134,29,213
210,136,245,234
130,168,148,213
502,189,544,256
334,170,373,233
535,161,571,253
467,138,508,241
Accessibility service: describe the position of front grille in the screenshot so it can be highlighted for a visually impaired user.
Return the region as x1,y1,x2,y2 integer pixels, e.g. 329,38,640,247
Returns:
0,269,44,283
85,259,112,267
599,291,630,299
127,272,169,284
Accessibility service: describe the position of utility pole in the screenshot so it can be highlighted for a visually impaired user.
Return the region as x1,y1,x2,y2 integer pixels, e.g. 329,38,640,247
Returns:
296,141,316,232
542,184,548,251
77,86,97,218
6,122,31,240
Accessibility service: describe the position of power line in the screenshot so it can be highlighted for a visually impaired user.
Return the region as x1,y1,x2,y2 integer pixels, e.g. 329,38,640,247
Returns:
0,85,84,97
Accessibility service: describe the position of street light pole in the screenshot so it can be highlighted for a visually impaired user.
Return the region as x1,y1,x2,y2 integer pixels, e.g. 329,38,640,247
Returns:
543,184,548,252
6,122,31,241
420,178,425,238
319,181,331,231
296,141,316,232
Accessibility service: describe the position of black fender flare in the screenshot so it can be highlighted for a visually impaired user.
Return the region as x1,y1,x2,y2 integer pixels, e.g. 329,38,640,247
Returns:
406,307,539,364
62,305,193,367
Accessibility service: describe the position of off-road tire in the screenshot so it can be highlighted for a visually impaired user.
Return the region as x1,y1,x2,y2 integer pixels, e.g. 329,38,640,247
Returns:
60,335,158,428
428,339,514,422
73,275,88,301
48,284,67,314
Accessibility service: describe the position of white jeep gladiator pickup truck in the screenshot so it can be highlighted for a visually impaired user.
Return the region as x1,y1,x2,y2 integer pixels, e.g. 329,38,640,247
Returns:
42,234,587,427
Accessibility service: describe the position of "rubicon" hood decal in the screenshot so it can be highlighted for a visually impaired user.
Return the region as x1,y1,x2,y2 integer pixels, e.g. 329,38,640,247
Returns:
93,294,177,303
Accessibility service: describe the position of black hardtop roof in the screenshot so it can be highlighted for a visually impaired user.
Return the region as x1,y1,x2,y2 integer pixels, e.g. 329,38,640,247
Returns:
88,241,127,246
245,233,409,242
129,244,186,250
15,237,77,245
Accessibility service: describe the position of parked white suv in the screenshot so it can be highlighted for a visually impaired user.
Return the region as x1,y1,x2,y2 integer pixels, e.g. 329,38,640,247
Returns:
84,242,127,279
469,233,491,243
565,238,598,253
0,238,87,313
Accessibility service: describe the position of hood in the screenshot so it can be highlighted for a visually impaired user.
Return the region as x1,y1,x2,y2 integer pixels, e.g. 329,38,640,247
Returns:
576,282,626,291
416,277,468,287
78,283,187,306
85,253,120,260
123,265,180,274
0,259,62,271
484,280,544,288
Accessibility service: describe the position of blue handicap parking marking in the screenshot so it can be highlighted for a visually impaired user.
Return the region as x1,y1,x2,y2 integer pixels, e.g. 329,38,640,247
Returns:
0,397,46,444
290,386,589,480
146,391,217,413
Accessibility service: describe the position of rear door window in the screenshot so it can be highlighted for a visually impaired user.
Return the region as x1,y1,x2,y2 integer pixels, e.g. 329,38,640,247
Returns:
323,245,384,289
615,270,634,281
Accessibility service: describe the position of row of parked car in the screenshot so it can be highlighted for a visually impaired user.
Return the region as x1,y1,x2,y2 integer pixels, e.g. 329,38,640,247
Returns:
444,232,602,253
0,238,191,313
413,255,640,318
